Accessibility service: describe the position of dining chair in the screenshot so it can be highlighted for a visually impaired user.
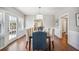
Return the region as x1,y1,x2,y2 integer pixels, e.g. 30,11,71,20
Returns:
32,31,48,51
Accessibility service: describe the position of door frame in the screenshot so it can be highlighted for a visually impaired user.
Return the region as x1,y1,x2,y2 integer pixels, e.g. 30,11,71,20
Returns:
60,13,69,44
59,13,69,41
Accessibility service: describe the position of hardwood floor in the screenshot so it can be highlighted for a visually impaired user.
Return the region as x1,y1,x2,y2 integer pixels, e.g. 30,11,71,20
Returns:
2,36,27,51
1,34,78,51
54,32,78,51
54,36,77,51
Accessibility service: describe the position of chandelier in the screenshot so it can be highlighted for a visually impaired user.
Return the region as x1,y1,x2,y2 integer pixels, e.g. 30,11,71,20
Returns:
36,7,43,20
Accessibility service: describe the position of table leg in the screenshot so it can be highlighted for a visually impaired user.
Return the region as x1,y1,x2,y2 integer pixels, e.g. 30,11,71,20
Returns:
52,41,54,50
49,37,51,51
29,38,31,51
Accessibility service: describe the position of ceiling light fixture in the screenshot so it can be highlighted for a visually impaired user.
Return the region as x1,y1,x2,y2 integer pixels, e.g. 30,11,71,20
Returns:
36,7,43,20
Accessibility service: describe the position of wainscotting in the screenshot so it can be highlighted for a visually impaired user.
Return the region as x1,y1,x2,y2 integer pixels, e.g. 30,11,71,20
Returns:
68,31,79,50
0,30,26,50
55,28,62,39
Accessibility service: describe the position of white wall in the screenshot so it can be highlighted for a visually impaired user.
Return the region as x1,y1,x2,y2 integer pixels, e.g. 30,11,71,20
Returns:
25,15,55,29
43,15,55,28
0,7,25,49
55,7,79,50
55,27,61,38
25,15,35,29
68,8,79,50
1,7,24,17
68,31,79,50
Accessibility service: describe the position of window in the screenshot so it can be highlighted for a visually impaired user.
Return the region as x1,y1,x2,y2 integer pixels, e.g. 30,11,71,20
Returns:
0,12,4,48
6,13,24,40
0,12,2,34
8,15,17,40
17,17,24,34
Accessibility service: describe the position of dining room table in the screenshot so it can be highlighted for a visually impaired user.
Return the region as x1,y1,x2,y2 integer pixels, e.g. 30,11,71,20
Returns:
28,35,54,51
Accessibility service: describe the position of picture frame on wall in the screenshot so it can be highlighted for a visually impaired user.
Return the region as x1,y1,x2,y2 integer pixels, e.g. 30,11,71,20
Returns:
76,13,79,26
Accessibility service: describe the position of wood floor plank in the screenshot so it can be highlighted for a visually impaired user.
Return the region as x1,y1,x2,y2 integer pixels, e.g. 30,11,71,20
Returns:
1,33,78,51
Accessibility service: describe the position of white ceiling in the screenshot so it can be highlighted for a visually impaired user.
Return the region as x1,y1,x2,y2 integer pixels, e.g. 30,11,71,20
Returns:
15,7,66,15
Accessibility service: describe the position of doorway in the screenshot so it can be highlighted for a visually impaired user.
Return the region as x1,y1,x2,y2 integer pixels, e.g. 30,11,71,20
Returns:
61,15,69,44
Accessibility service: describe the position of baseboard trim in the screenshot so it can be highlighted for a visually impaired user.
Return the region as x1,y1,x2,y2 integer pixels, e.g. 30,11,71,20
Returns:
0,35,26,51
55,34,79,51
68,43,79,51
54,35,62,40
